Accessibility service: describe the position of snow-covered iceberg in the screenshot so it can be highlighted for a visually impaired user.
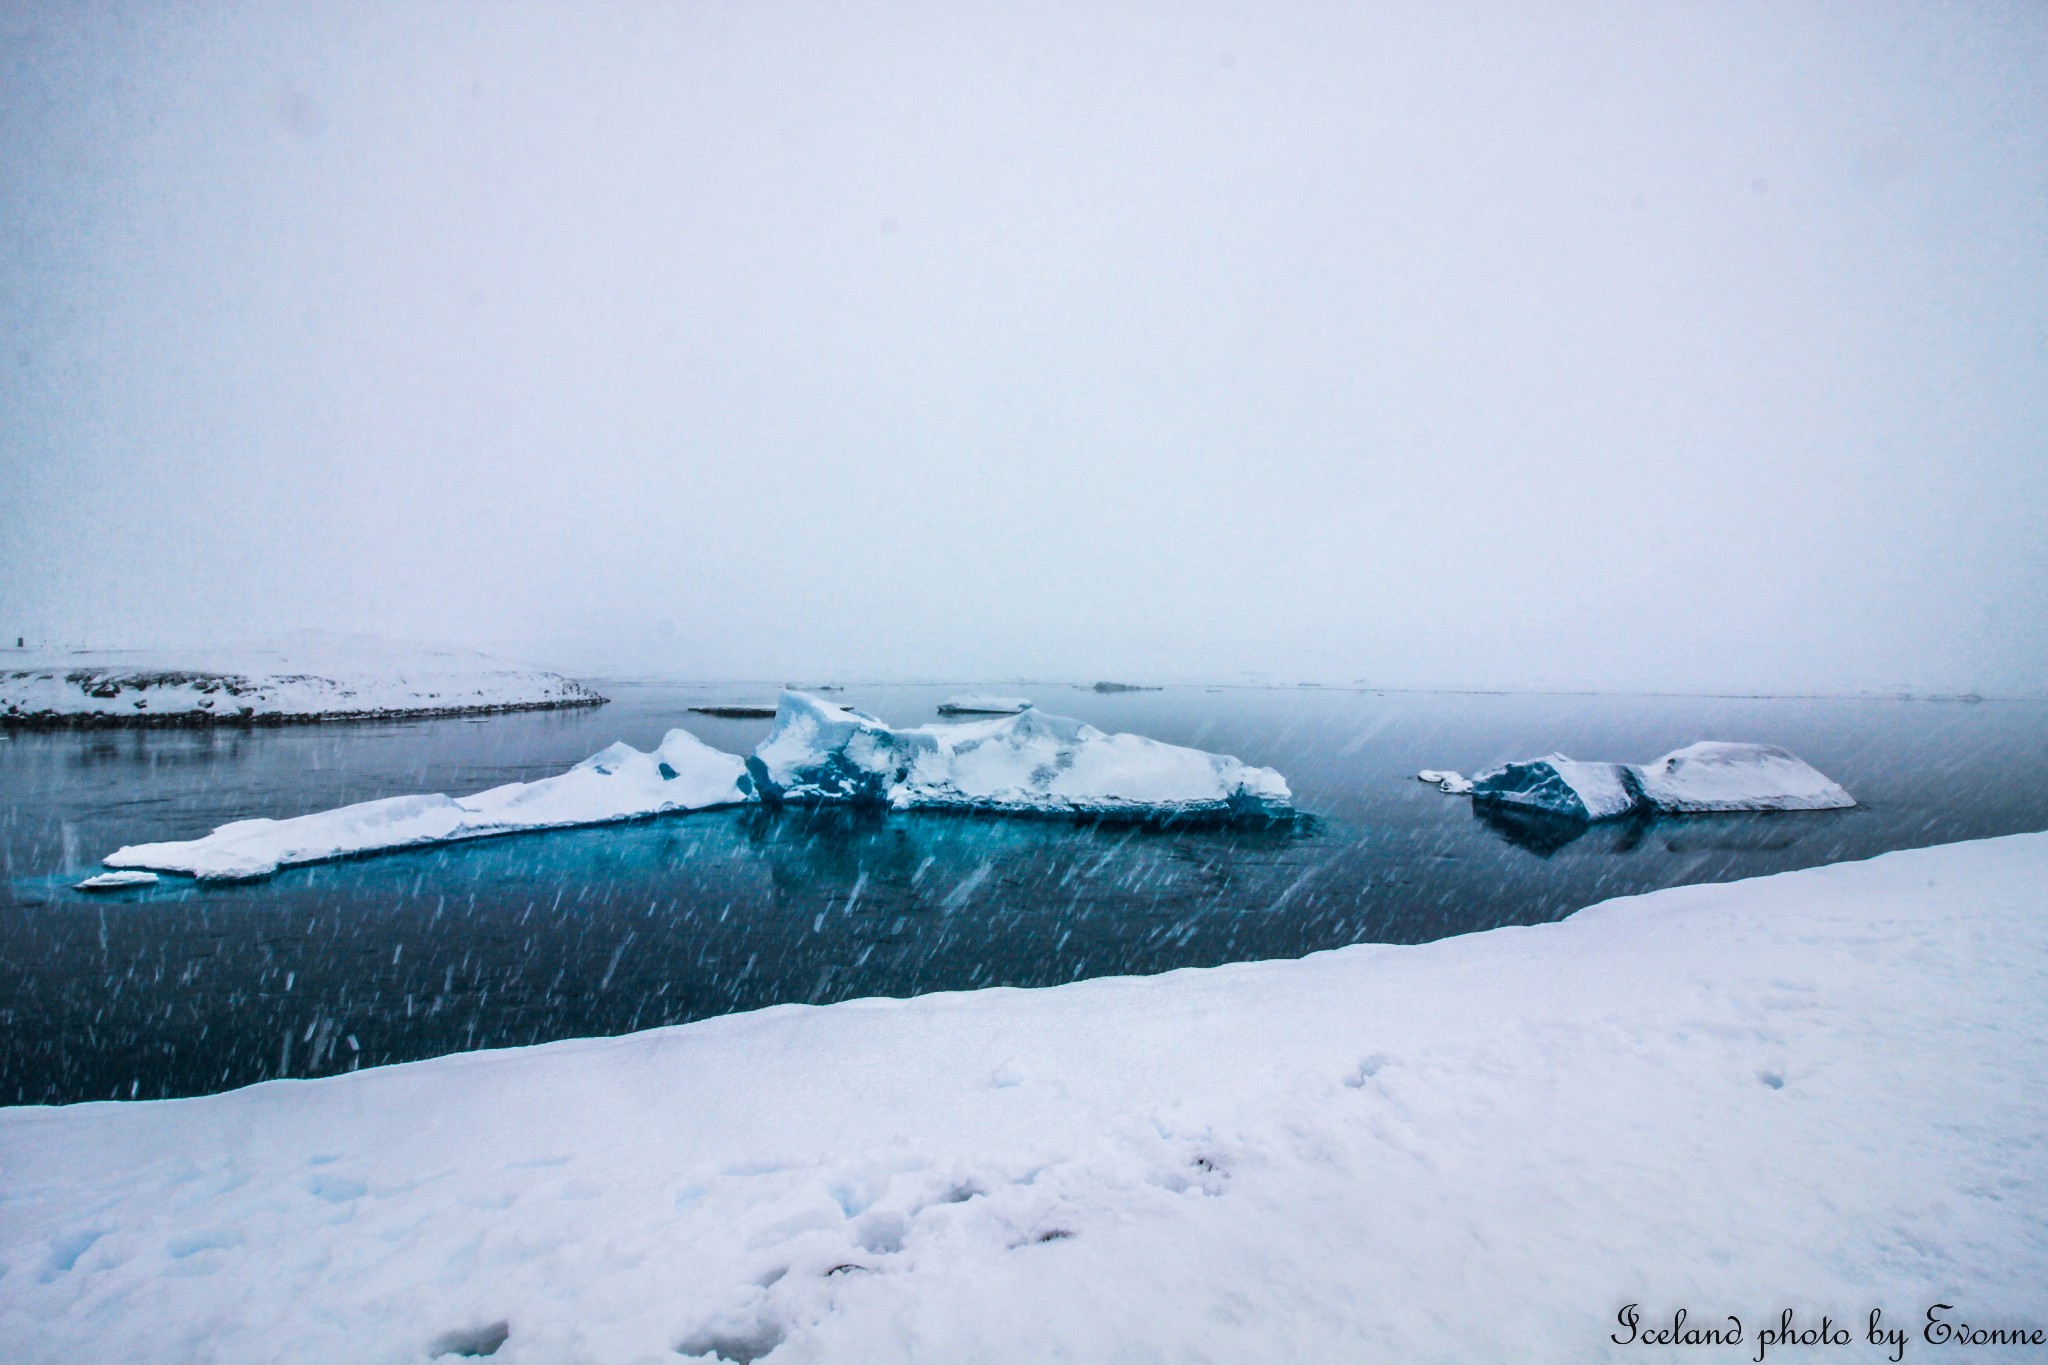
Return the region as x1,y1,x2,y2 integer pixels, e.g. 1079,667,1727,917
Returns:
1,636,603,725
1461,741,1856,821
103,729,750,881
1468,754,1638,820
936,694,1033,715
747,691,1292,819
1631,741,1856,813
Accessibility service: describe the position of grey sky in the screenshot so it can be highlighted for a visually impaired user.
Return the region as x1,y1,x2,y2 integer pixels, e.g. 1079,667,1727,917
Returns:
2,1,2043,693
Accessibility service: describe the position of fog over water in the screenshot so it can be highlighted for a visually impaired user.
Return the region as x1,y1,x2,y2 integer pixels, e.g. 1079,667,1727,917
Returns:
3,1,2043,693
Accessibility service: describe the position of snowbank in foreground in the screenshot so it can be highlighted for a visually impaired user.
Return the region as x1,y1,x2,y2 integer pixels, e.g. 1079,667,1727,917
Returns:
749,691,1292,818
0,638,603,724
103,730,749,880
5,834,2043,1364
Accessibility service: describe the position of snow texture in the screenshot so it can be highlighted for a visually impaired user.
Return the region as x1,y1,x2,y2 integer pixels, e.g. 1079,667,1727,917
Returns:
935,695,1033,715
1416,769,1473,795
1630,741,1857,813
1469,753,1638,820
102,730,749,881
3,834,2044,1363
747,691,1291,819
0,637,603,725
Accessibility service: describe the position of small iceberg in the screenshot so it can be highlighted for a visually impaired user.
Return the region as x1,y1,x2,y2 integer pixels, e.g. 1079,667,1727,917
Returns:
75,870,159,891
1469,755,1639,821
747,691,1292,819
1417,770,1473,795
936,694,1033,716
1451,741,1855,822
1631,741,1855,813
103,729,750,881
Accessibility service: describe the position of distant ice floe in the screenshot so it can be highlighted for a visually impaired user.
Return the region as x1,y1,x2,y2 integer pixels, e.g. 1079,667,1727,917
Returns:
103,730,750,881
1416,770,1474,795
749,691,1291,819
937,694,1033,716
1427,741,1854,821
74,870,159,892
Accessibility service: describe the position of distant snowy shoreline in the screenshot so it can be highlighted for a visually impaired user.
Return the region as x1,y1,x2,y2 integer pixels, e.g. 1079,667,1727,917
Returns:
0,641,605,726
4,833,2042,1362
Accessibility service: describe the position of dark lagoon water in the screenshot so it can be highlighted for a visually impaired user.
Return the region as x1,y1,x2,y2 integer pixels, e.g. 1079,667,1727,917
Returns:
4,682,2045,1105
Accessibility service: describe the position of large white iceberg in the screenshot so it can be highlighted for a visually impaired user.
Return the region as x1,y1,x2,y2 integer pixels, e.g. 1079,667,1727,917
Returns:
1468,754,1639,821
1631,741,1856,813
103,729,749,881
747,691,1292,819
1463,741,1856,821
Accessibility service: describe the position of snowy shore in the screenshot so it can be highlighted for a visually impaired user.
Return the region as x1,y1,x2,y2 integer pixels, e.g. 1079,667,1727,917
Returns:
0,641,603,725
4,834,2044,1363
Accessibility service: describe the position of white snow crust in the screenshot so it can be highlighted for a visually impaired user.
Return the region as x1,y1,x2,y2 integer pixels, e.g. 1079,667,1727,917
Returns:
1631,741,1857,813
935,695,1033,715
1416,769,1473,794
4,834,2044,1363
749,691,1291,818
0,637,602,724
102,730,749,881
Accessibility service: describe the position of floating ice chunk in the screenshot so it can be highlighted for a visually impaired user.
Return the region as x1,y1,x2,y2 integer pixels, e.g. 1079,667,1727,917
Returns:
1469,754,1638,821
747,691,1292,819
1629,742,1856,813
1417,770,1473,795
74,870,159,891
103,729,750,881
937,695,1033,716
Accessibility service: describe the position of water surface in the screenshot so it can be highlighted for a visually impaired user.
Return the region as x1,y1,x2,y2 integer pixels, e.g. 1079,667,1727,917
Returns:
5,682,2044,1104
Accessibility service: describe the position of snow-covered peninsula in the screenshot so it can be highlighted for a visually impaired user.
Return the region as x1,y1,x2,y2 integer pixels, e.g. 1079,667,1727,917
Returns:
0,640,604,725
6,833,2042,1363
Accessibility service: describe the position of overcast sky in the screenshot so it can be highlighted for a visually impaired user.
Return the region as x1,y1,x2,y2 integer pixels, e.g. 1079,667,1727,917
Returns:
2,1,2043,692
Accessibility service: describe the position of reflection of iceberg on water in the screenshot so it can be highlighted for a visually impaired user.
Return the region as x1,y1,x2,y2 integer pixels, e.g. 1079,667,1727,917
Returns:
1444,741,1855,823
103,729,751,881
748,691,1293,820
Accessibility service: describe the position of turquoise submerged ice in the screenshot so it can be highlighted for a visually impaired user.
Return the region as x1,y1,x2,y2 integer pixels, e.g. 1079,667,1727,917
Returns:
747,691,1293,819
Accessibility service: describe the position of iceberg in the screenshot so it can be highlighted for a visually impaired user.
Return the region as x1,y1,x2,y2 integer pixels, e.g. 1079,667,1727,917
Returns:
1469,754,1639,821
1417,769,1473,795
103,729,750,881
747,691,1292,819
936,694,1033,715
1461,741,1857,821
1630,741,1856,813
74,870,159,891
